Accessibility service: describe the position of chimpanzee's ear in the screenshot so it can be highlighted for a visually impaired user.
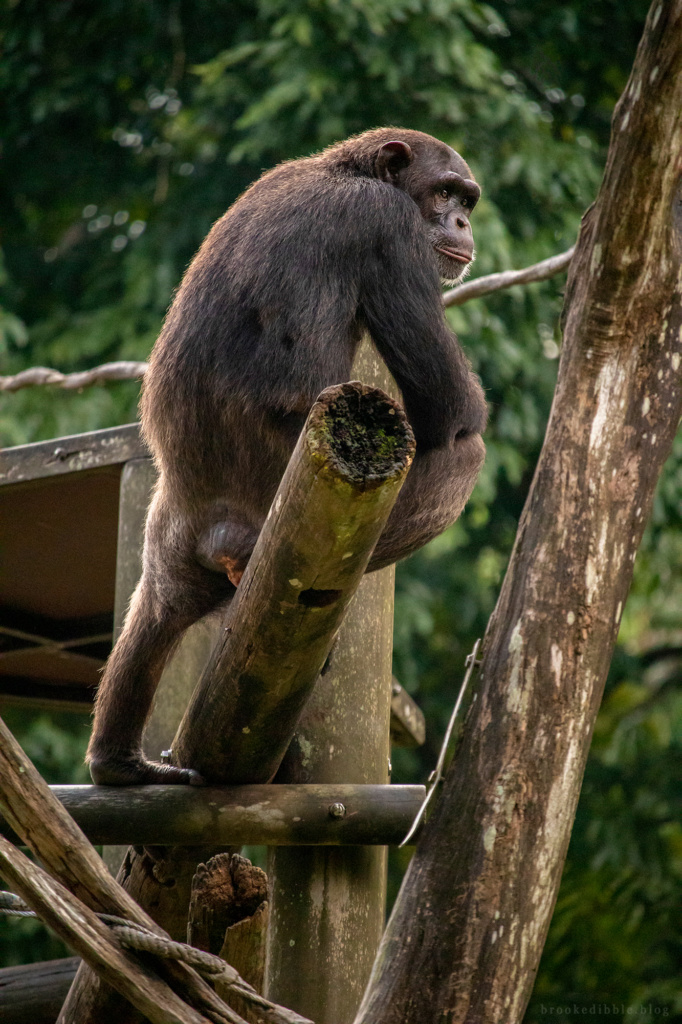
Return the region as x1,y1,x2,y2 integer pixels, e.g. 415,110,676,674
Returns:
374,141,413,183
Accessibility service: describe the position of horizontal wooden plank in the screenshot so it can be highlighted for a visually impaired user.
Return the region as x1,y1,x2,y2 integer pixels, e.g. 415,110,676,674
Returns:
0,783,425,847
0,957,79,1024
390,677,426,747
0,423,147,486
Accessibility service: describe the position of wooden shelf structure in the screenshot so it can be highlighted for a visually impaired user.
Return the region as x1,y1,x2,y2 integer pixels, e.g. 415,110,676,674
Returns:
0,355,427,1024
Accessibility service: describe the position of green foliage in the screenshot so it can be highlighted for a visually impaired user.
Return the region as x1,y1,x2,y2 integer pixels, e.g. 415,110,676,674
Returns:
0,0,679,1014
1,0,598,450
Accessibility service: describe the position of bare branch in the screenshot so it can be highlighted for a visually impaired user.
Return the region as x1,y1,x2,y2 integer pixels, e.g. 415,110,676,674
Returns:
442,246,575,307
0,248,575,394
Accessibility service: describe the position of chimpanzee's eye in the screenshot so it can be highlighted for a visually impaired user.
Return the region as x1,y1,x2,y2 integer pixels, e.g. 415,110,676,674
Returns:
460,197,470,208
439,188,449,200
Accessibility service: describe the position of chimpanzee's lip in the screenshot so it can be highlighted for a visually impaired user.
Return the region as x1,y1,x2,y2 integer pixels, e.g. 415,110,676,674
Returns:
436,246,471,264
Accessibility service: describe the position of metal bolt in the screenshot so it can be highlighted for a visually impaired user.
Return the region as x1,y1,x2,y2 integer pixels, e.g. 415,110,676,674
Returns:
160,749,172,764
328,802,346,819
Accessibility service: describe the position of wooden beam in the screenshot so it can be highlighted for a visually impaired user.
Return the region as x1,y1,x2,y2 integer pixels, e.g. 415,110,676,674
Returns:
66,380,415,1023
390,678,426,748
264,341,401,1024
172,381,415,783
0,423,145,485
0,957,79,1024
0,783,424,846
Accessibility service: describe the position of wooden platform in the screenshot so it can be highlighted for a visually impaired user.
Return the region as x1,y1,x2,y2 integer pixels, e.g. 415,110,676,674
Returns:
0,425,147,711
0,424,425,744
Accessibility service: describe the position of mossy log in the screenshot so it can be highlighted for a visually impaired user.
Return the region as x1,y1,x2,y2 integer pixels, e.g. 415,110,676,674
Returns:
173,380,415,782
66,380,415,1023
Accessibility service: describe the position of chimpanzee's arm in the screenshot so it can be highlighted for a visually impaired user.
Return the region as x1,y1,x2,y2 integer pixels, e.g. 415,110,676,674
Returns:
357,187,486,449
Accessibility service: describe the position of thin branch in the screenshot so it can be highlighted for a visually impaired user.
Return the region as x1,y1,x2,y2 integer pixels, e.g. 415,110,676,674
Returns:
0,248,575,393
442,246,575,307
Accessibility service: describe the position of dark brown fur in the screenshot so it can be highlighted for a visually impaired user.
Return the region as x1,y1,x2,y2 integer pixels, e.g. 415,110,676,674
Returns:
87,128,487,785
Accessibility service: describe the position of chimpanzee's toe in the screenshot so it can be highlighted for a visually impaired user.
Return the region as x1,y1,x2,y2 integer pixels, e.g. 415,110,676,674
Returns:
89,755,204,787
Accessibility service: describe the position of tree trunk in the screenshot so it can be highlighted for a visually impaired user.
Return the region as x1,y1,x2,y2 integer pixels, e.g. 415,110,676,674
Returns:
355,4,682,1022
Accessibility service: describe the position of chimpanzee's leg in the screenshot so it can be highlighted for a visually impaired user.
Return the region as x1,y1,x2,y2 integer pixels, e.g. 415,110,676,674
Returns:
367,432,485,572
87,490,234,786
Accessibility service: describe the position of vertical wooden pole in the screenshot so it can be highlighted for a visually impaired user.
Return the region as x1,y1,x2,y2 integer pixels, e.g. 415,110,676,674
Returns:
264,341,396,1023
101,457,155,876
112,458,220,766
103,456,220,901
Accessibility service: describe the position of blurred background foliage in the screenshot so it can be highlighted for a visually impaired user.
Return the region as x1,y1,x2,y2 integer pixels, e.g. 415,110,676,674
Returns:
1,0,680,1019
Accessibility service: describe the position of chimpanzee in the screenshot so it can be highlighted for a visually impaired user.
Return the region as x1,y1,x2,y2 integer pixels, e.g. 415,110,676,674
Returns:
87,127,487,786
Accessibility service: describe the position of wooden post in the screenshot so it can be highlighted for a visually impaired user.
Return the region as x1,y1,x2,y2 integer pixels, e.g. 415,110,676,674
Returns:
104,455,221,942
264,341,398,1024
101,456,154,876
67,380,414,1023
188,852,269,1024
111,457,219,769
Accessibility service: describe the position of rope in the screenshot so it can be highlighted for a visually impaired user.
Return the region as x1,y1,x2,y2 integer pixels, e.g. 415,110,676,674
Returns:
1,894,312,1024
0,890,36,916
0,361,148,392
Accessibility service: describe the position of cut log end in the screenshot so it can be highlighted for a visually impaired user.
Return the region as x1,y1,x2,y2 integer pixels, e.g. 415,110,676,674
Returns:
307,381,416,486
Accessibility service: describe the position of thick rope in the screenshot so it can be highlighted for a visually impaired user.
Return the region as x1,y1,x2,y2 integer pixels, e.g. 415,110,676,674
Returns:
0,361,148,392
1,894,312,1024
0,890,35,916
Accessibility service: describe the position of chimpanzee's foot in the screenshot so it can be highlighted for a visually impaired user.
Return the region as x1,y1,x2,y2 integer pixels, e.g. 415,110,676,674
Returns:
196,520,258,587
88,754,204,787
213,553,244,587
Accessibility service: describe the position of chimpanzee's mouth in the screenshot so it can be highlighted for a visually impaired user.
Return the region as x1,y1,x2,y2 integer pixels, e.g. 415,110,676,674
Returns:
436,246,471,264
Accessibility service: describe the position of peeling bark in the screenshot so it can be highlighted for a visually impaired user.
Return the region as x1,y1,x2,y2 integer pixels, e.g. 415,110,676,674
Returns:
356,4,682,1022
